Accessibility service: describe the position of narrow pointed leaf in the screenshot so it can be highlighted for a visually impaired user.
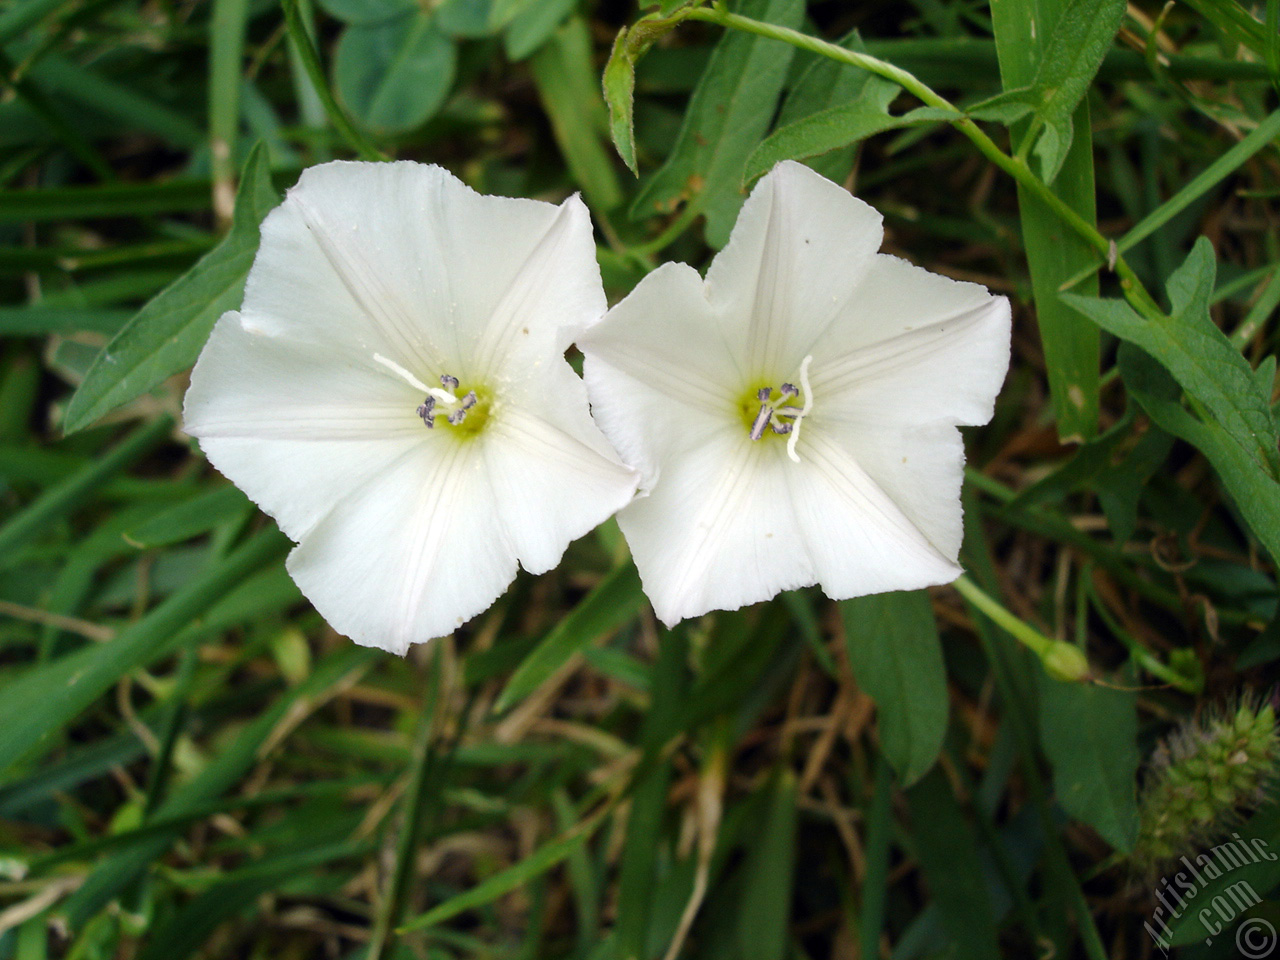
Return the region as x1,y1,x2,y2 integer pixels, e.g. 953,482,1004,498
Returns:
62,144,279,434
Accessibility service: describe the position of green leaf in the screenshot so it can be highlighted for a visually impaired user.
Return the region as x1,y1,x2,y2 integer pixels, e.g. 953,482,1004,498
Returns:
529,16,623,212
904,766,1002,958
62,145,279,434
602,27,640,175
759,30,879,183
1027,0,1126,182
495,561,644,712
744,75,951,185
435,0,507,37
1065,238,1280,481
992,0,1102,444
334,12,457,134
124,484,253,548
602,10,691,175
316,0,414,25
1038,676,1139,851
61,641,373,926
736,770,798,960
629,0,803,247
1118,343,1280,565
840,590,947,786
0,417,173,559
503,0,576,60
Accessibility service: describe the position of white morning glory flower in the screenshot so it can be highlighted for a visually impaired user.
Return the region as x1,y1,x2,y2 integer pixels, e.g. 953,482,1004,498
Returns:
577,161,1011,627
184,161,638,652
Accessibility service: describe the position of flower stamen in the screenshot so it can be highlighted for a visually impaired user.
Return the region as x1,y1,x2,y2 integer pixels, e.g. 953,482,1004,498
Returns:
447,391,478,425
747,355,814,462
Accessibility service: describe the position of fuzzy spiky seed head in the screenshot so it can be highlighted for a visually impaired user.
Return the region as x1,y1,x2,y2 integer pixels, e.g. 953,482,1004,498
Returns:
1131,694,1278,873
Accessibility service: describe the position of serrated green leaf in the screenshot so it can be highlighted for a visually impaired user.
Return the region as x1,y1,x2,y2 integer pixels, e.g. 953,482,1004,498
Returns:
62,145,279,434
1038,676,1139,851
629,0,803,247
1027,0,1126,182
1065,238,1280,481
334,12,456,134
840,590,947,786
602,10,691,176
495,561,644,712
603,27,640,175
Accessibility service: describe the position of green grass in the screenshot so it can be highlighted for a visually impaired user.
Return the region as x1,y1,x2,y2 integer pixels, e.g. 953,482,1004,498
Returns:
2,0,1279,957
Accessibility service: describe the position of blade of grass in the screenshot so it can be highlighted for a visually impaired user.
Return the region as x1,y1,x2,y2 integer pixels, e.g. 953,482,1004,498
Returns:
0,415,173,560
991,0,1103,443
857,757,894,958
209,0,251,223
62,644,377,927
280,0,388,161
495,561,643,713
529,15,623,214
0,527,289,774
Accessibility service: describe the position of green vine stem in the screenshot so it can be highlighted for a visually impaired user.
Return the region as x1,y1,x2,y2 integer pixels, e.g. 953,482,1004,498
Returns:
951,574,1092,682
681,4,1166,320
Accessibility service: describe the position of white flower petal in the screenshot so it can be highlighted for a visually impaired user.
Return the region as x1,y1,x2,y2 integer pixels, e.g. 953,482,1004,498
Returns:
184,311,426,540
794,426,963,598
487,392,638,573
286,442,513,653
243,161,604,382
808,255,1012,427
814,419,967,562
615,430,813,627
579,261,745,487
703,160,884,373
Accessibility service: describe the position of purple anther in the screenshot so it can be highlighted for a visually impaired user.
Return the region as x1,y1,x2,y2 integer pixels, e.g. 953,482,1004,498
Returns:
757,387,772,401
447,391,478,425
749,403,772,441
416,396,436,428
440,374,459,390
770,420,793,435
780,383,798,398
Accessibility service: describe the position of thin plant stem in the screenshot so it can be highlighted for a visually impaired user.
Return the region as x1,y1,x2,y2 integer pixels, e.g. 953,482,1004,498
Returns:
280,0,387,162
682,4,1165,320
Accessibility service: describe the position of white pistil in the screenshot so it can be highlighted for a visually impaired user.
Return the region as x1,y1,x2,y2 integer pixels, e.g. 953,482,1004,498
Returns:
786,355,814,463
748,355,814,462
373,352,455,402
